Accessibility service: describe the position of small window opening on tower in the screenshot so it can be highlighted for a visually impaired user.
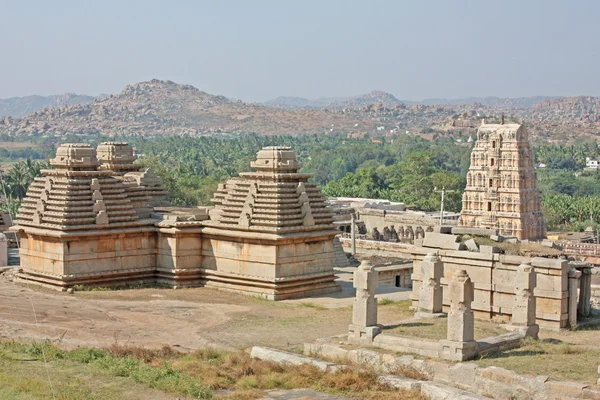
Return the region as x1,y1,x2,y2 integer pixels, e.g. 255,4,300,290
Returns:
489,179,493,187
487,202,492,212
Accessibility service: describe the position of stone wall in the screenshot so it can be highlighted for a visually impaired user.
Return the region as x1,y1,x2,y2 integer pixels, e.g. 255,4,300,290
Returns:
410,247,571,329
305,342,600,400
19,228,157,288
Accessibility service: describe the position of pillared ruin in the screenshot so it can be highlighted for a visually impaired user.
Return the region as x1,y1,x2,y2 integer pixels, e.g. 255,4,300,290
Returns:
460,122,546,240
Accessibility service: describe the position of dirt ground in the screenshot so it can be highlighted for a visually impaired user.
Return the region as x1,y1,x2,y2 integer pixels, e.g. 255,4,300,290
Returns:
0,278,412,353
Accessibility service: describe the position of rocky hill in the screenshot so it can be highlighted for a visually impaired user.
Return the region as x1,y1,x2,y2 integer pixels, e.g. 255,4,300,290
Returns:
421,96,557,109
1,80,599,143
0,93,96,118
0,80,372,137
263,91,405,110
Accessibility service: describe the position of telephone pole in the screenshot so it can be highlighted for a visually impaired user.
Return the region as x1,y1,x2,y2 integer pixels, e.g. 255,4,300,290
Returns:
434,187,457,226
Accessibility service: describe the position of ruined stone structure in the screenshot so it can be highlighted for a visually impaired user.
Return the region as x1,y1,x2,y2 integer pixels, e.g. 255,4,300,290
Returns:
409,245,590,330
348,260,380,344
460,122,546,240
14,144,340,300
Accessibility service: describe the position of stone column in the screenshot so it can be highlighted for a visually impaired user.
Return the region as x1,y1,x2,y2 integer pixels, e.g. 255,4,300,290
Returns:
348,260,380,344
568,268,582,328
351,212,357,256
578,267,592,318
0,233,6,267
440,270,477,361
511,262,539,339
418,253,443,315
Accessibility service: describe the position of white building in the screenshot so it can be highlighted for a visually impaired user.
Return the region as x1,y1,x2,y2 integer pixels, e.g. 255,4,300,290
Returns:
586,157,599,169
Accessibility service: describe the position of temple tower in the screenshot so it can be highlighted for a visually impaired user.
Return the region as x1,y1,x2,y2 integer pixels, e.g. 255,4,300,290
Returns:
14,144,157,288
460,122,546,240
204,146,341,299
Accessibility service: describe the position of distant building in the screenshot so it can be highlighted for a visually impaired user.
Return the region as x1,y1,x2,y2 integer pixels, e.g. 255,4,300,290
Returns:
460,122,546,240
585,157,599,169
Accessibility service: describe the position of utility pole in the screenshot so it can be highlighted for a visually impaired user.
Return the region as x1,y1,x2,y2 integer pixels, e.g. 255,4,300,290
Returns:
434,187,457,226
351,212,357,256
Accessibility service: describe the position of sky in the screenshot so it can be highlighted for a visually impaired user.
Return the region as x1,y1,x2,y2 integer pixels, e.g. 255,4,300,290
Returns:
1,0,599,102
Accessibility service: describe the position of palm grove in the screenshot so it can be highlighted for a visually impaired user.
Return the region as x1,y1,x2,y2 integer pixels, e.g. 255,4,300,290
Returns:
1,133,600,232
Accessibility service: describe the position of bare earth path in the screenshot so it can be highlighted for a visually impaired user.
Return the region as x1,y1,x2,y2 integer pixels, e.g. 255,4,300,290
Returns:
0,268,412,352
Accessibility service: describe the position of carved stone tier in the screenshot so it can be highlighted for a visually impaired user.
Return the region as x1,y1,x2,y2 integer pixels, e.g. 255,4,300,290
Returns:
97,142,139,175
15,144,151,231
460,123,546,240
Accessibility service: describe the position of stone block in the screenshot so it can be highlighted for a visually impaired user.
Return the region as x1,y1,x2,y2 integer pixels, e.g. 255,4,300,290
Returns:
420,381,488,400
464,238,479,252
434,225,453,234
451,227,498,236
449,363,479,389
584,388,600,400
480,245,501,254
423,232,466,250
542,381,588,399
480,366,516,384
541,239,558,248
377,375,421,391
250,346,338,372
490,235,504,242
439,339,478,361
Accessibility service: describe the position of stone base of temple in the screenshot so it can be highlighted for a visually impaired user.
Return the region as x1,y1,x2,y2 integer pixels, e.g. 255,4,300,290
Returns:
16,267,158,291
199,269,341,300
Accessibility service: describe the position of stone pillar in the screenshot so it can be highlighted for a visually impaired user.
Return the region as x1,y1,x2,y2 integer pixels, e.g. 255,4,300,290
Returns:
348,261,380,344
511,262,539,339
418,253,443,315
568,268,582,328
440,270,477,361
0,233,6,266
351,213,356,256
578,267,592,318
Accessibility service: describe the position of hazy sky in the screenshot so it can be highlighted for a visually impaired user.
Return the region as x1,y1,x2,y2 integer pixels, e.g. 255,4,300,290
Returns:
1,0,598,101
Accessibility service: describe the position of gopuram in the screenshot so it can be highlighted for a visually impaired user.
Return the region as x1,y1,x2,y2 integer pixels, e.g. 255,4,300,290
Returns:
13,144,341,300
460,121,546,240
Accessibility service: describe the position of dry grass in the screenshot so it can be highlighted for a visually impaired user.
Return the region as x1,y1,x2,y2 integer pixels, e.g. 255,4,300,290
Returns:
383,317,507,341
475,337,600,385
0,340,426,400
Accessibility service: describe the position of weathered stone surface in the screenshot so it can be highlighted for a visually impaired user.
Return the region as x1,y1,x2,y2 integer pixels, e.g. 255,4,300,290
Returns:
349,261,380,344
250,346,339,372
512,262,538,338
464,238,479,252
451,227,498,236
420,381,488,400
542,381,589,400
377,375,421,391
449,363,478,389
479,245,501,254
419,253,443,313
423,232,466,250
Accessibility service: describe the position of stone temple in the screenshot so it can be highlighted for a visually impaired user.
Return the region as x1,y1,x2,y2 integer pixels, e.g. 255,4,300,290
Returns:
460,122,546,240
13,144,340,299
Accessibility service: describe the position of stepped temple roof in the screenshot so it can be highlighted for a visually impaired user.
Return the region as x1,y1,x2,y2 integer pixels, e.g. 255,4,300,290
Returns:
97,142,139,175
208,146,335,234
16,144,153,231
